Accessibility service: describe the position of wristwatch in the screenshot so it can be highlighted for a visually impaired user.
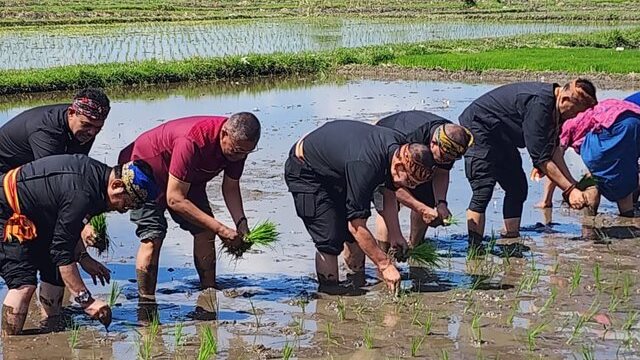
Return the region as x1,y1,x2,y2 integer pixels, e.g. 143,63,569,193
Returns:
75,290,94,306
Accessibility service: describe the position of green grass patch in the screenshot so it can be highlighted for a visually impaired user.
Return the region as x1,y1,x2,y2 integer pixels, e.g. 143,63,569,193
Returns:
394,47,640,74
1,27,639,95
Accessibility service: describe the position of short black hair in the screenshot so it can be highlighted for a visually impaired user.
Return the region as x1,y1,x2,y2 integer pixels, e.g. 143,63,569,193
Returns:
223,112,261,142
73,88,111,109
575,78,597,102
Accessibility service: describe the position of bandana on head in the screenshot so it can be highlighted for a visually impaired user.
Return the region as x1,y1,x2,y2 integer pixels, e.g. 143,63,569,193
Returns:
71,97,110,121
121,161,158,208
433,125,474,159
400,144,433,184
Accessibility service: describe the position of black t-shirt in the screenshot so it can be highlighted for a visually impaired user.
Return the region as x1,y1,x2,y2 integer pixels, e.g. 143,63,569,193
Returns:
2,154,110,266
459,82,559,168
0,104,94,173
302,120,406,220
377,110,453,170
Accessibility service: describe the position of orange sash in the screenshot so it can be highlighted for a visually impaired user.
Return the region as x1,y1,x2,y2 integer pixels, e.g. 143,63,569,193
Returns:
3,167,37,243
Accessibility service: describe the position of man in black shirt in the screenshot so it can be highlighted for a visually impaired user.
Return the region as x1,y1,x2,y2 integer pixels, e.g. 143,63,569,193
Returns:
284,120,434,291
460,79,597,243
0,88,110,173
374,111,473,248
0,88,111,287
0,154,157,335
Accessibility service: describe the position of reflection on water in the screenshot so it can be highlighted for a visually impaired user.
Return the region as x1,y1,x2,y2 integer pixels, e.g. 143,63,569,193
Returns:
0,77,638,358
0,19,628,70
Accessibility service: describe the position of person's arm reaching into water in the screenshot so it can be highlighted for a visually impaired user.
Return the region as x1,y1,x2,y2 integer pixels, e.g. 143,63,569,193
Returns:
222,174,249,237
432,168,452,220
380,189,408,252
395,188,439,224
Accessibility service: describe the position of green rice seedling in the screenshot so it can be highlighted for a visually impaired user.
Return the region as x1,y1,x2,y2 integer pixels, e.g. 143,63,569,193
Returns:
577,174,598,190
291,316,305,336
68,321,80,349
174,322,184,350
336,297,346,321
226,220,280,257
608,292,622,313
197,325,218,360
443,215,459,227
539,287,558,314
423,312,434,335
325,322,334,342
407,242,441,268
107,281,121,307
471,311,482,344
567,299,600,345
569,263,582,296
506,300,518,326
363,326,374,349
581,344,595,360
622,272,633,301
622,310,638,332
249,300,262,328
282,341,294,360
516,269,541,296
411,308,422,326
441,349,449,360
410,336,425,357
593,263,603,292
526,322,546,351
89,214,110,255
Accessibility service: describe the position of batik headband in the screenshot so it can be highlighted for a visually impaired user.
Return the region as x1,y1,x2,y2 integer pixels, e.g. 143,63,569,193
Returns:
400,144,433,184
71,97,110,121
434,125,474,158
121,161,158,208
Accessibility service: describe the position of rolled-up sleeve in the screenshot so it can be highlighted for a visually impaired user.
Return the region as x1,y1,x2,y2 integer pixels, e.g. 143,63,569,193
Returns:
521,97,557,169
344,161,379,220
50,192,90,266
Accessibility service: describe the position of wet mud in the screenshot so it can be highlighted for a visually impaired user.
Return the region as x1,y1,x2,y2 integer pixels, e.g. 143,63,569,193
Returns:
0,78,639,358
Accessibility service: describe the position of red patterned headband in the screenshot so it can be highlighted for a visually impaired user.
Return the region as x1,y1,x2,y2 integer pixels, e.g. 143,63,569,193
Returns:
71,97,110,121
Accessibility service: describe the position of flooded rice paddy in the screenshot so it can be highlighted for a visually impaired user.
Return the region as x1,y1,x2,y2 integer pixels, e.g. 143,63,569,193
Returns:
0,19,628,70
0,77,640,359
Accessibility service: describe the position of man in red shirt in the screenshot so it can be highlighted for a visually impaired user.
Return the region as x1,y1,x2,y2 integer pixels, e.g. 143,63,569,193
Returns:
118,112,260,299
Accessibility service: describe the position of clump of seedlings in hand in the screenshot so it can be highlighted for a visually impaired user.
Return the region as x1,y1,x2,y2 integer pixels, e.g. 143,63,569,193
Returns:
363,326,374,349
225,220,279,258
197,325,218,360
443,214,460,227
526,322,547,351
90,214,110,255
107,281,122,307
569,263,582,296
410,336,425,357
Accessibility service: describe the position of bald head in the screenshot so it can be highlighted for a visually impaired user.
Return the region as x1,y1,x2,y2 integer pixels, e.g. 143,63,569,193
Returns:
222,112,261,143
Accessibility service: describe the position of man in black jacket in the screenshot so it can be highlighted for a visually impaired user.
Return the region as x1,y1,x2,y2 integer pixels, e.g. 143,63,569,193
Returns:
460,79,597,243
0,155,157,335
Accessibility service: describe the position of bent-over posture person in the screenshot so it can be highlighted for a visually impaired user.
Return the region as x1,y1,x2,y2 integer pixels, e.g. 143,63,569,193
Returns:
460,79,598,243
559,99,640,216
284,120,434,291
0,155,157,335
118,112,260,299
374,110,473,248
0,88,113,292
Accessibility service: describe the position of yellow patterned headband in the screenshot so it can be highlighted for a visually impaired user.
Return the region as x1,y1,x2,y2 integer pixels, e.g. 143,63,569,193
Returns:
433,125,474,158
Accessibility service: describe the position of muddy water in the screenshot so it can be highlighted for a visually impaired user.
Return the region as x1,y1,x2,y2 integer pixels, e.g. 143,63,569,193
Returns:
0,20,627,70
0,77,639,359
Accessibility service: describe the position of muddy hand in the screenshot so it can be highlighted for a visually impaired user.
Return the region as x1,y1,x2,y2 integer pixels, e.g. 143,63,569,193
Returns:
389,236,408,258
84,299,112,329
81,223,97,248
436,203,452,222
568,188,588,210
379,263,401,292
80,256,111,286
420,206,439,224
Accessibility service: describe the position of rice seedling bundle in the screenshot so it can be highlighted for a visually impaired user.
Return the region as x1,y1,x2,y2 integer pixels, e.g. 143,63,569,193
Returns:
90,213,110,255
576,174,598,190
225,220,279,258
407,242,442,268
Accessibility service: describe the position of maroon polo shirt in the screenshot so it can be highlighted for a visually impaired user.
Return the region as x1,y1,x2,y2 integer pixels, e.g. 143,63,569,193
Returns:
118,116,245,206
